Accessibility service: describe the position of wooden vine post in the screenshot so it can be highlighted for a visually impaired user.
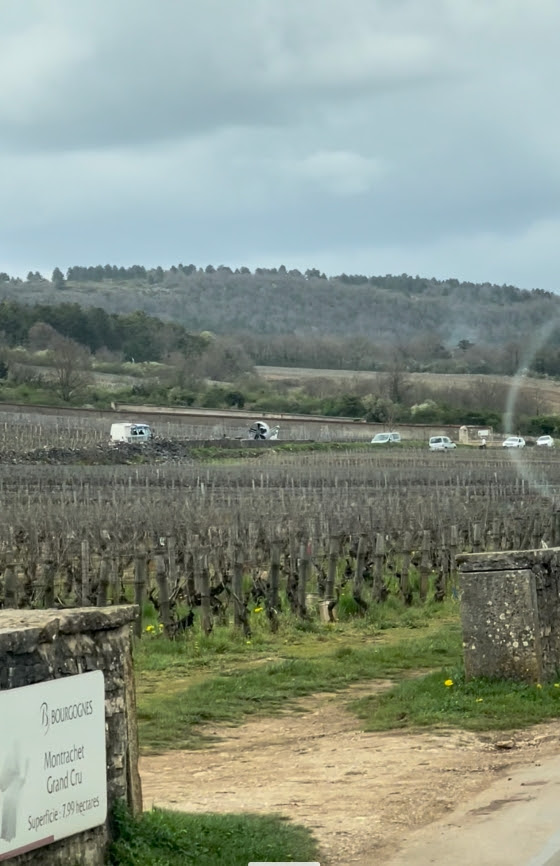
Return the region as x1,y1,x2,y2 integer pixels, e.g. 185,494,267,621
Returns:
267,540,281,633
449,525,459,590
133,552,147,638
41,542,56,609
419,529,431,602
297,539,310,618
353,533,367,611
325,535,339,601
80,539,90,606
199,552,213,636
374,532,388,603
232,542,245,630
400,531,413,605
167,535,177,589
434,531,447,602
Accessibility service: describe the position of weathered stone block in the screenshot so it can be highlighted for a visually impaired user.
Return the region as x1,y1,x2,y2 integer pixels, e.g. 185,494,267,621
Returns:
0,606,142,865
461,569,541,681
459,548,560,683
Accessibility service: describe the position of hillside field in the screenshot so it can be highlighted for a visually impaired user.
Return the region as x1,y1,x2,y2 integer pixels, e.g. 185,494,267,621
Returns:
256,366,560,414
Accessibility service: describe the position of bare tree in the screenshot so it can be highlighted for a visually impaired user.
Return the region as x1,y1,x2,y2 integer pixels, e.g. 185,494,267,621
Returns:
50,336,92,401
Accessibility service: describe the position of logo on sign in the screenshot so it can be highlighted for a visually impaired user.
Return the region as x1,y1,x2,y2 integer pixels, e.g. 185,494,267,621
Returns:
40,701,49,735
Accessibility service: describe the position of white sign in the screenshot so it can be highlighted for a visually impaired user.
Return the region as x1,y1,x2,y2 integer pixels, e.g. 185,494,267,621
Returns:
0,671,107,861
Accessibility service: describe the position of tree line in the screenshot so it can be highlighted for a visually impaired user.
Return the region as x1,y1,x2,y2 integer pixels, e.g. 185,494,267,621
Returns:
0,300,205,362
1,264,560,377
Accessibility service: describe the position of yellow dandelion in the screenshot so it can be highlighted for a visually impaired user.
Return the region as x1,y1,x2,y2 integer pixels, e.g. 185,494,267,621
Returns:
555,684,560,688
145,625,155,633
253,607,263,614
536,683,543,689
444,679,454,687
158,623,164,631
245,640,252,644
475,698,483,703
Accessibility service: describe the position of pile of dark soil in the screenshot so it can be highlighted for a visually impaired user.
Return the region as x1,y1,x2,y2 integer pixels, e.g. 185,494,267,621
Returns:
0,438,196,465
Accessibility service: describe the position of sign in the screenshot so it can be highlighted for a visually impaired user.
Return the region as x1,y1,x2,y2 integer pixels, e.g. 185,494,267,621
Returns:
0,671,107,861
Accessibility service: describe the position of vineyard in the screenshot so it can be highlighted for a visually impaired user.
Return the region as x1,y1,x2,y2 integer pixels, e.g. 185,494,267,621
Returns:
1,406,559,637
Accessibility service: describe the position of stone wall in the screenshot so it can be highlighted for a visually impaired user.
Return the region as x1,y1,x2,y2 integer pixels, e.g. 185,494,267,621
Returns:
0,606,141,865
458,549,560,683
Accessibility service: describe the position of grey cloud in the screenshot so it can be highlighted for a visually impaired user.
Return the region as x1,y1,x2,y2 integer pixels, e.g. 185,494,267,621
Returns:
0,0,451,151
2,0,560,288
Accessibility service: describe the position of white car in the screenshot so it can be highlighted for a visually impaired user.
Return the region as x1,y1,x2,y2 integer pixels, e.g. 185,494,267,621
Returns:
536,435,554,448
371,432,401,444
502,436,526,448
429,436,457,451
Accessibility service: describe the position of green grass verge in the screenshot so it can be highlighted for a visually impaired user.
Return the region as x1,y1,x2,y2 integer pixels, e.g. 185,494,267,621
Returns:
136,622,462,751
109,803,320,866
349,668,560,732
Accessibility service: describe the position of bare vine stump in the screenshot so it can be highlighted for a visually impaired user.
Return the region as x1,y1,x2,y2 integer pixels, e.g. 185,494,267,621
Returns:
3,554,17,608
552,511,560,547
287,534,299,615
42,554,56,608
489,518,501,552
434,533,449,602
472,522,482,553
185,550,196,607
156,552,173,637
97,554,111,607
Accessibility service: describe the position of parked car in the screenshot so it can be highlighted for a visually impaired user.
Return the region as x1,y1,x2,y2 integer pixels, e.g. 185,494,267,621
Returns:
536,435,555,448
502,436,526,448
429,436,457,451
371,432,401,444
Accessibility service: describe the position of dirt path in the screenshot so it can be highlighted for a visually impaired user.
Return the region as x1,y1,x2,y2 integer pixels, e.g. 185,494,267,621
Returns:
139,683,560,866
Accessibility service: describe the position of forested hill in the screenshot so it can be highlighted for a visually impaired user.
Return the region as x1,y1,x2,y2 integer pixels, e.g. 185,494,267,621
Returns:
1,266,559,363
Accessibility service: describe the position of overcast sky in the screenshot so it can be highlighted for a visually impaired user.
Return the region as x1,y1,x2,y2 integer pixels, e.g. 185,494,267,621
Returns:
2,0,560,289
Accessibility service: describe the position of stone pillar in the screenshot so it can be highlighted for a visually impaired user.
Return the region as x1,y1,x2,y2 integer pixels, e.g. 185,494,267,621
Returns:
0,606,141,865
458,549,560,683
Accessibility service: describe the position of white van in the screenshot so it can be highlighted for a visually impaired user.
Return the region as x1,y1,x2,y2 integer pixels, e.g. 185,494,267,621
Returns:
110,422,152,444
429,435,457,451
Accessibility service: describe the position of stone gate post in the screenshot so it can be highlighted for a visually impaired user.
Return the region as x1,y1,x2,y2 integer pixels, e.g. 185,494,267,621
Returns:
458,549,560,683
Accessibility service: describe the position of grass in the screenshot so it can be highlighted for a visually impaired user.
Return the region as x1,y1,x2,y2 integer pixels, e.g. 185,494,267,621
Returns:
109,802,320,866
136,616,462,751
349,668,560,732
135,590,560,752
